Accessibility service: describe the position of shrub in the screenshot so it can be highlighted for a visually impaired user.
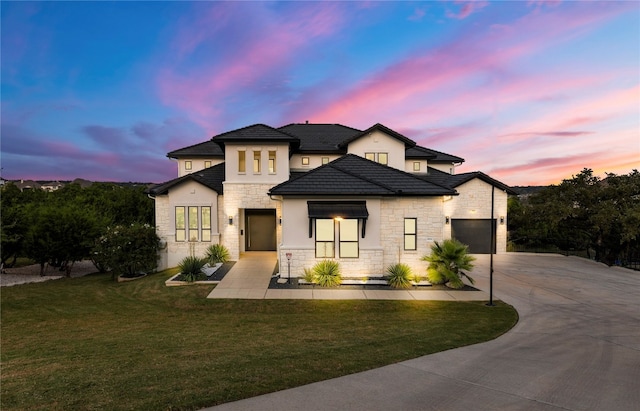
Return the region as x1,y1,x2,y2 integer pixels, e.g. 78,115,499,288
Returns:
385,263,414,289
312,260,342,287
204,244,230,265
302,267,316,283
92,223,160,280
422,239,475,289
178,256,207,282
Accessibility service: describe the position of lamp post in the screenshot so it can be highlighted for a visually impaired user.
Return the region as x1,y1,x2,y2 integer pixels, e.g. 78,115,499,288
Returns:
487,185,495,307
286,253,292,283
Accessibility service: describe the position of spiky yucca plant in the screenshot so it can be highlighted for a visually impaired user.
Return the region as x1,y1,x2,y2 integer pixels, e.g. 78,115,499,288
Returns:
204,244,230,265
422,239,476,289
178,256,207,282
313,260,342,287
385,263,414,289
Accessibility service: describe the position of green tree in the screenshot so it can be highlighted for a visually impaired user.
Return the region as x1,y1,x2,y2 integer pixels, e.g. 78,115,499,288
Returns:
422,239,476,289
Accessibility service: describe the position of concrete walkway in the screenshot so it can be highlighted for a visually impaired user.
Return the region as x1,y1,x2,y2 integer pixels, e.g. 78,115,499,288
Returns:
207,251,490,301
205,253,640,411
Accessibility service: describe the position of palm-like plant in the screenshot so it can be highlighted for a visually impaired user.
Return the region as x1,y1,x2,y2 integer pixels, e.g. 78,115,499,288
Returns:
422,239,476,289
204,244,230,265
312,260,342,287
178,256,207,282
385,263,414,289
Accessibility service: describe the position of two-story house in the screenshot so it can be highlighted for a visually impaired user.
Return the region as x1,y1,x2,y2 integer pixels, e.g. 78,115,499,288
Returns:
147,122,514,276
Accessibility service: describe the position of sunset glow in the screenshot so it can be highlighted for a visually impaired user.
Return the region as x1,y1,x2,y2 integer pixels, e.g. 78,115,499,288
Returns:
2,1,638,186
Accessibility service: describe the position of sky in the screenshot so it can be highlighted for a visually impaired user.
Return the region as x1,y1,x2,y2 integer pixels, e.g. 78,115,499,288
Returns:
1,1,638,186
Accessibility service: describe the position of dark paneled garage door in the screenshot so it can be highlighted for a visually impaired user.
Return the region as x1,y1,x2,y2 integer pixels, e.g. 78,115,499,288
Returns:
451,219,496,254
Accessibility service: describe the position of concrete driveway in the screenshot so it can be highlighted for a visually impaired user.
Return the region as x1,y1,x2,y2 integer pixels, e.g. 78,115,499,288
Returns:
206,253,640,411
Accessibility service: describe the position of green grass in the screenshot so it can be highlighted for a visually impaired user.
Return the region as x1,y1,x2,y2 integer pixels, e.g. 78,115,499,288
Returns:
1,269,518,411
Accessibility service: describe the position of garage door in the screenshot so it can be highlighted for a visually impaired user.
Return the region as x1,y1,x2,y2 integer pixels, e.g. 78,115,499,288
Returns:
451,219,496,254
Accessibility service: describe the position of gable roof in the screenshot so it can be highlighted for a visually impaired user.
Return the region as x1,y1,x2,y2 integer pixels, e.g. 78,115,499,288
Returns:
168,140,224,159
269,154,456,196
338,123,417,149
147,162,225,195
213,124,298,145
278,123,361,153
421,167,516,194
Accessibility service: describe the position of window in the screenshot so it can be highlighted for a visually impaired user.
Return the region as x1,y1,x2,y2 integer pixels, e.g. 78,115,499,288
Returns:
185,161,192,170
205,160,212,168
315,219,335,258
413,162,420,171
322,157,330,165
365,152,387,165
253,151,261,173
238,151,246,173
302,156,310,166
188,206,199,241
404,218,417,250
201,207,211,242
175,207,186,242
339,219,359,258
268,151,276,173
175,206,212,242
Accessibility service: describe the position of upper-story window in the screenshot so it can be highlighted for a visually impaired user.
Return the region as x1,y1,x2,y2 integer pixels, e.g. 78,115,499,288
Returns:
253,151,261,173
302,157,310,166
365,153,388,165
322,157,330,165
268,151,276,174
413,162,421,171
238,151,246,173
205,160,212,168
185,161,192,171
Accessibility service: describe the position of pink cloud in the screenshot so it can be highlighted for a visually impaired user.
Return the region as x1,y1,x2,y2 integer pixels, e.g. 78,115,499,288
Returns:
446,1,488,20
157,2,346,131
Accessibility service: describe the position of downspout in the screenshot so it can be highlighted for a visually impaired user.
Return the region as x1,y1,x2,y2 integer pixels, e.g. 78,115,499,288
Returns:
269,194,284,276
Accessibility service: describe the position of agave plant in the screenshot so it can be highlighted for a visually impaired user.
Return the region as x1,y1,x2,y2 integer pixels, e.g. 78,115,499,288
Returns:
385,263,414,289
204,244,230,265
422,239,476,289
302,267,316,283
312,260,342,287
178,255,207,282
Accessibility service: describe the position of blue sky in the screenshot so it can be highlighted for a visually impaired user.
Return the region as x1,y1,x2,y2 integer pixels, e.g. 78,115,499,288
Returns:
2,1,638,185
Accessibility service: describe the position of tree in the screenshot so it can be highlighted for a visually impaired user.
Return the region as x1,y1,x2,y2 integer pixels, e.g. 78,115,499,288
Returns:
422,239,475,289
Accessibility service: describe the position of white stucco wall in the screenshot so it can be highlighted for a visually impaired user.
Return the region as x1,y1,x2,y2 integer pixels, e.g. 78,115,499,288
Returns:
429,163,456,174
154,181,220,270
347,130,406,170
177,158,224,177
404,159,428,174
289,154,341,171
278,196,447,278
224,143,290,184
443,179,509,253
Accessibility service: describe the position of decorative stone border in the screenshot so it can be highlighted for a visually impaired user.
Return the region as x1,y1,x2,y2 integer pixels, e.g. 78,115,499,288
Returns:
165,262,224,287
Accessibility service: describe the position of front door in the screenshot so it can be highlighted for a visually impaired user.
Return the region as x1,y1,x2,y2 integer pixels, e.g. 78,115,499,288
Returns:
245,209,277,251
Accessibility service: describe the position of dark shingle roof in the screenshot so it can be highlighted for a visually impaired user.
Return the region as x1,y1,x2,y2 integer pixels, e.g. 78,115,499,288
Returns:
147,163,225,195
213,124,298,144
420,167,516,194
278,123,361,153
338,123,416,149
269,154,456,196
406,146,464,163
168,140,224,159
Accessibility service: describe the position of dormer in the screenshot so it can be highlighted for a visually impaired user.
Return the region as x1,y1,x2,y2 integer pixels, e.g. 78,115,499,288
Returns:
212,124,299,184
341,123,416,171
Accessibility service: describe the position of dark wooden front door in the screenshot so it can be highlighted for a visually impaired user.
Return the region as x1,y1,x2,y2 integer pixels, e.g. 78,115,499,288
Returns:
245,209,277,251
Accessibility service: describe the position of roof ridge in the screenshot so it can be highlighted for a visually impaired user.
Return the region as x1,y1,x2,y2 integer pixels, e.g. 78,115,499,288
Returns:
329,155,397,194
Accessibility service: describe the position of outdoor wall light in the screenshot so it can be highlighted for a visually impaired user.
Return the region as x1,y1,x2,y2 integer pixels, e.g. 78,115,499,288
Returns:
500,216,505,225
279,216,282,225
228,216,233,225
445,216,450,224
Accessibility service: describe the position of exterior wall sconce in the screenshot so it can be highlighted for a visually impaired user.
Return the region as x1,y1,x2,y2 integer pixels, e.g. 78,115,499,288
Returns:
228,216,233,225
445,216,450,224
500,216,505,225
279,216,282,225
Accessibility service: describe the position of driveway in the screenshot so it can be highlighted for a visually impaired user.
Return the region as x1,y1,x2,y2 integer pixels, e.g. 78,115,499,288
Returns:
206,253,640,411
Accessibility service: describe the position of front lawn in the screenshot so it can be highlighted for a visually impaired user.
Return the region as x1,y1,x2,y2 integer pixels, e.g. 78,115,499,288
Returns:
1,269,517,410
